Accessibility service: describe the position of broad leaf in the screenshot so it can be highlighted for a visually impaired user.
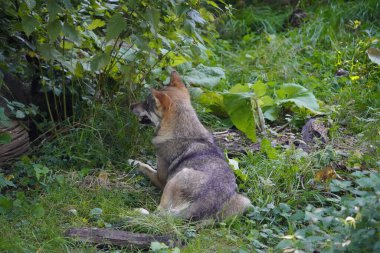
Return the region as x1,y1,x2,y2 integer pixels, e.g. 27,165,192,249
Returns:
367,47,380,65
22,16,39,36
145,8,160,35
37,44,62,61
198,92,228,117
223,92,256,142
91,53,110,71
62,23,81,45
183,64,225,88
166,52,188,66
46,20,62,41
276,83,320,113
47,0,61,20
106,13,126,41
252,81,267,97
88,19,106,30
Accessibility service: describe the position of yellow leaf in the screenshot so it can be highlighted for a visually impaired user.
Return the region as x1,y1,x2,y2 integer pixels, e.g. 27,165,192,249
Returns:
315,166,336,182
349,75,360,81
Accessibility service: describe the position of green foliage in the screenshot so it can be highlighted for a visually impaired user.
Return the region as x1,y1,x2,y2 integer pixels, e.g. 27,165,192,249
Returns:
223,92,256,141
198,82,320,140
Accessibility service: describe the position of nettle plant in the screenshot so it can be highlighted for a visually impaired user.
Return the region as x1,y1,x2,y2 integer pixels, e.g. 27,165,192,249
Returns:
197,81,321,142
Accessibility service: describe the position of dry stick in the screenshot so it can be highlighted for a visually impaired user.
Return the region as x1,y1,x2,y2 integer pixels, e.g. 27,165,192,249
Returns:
65,227,179,249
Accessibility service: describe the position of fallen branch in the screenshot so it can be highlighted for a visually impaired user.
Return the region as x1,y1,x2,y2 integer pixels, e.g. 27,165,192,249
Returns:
66,227,178,249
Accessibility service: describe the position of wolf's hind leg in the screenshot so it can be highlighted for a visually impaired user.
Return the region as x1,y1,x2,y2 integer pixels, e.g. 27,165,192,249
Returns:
128,159,163,189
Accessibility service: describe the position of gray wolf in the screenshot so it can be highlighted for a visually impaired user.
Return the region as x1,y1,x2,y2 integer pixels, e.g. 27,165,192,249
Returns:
129,71,251,220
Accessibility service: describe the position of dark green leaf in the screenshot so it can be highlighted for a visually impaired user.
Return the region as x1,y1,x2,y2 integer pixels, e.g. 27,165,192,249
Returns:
0,132,12,144
106,13,126,41
46,20,62,41
47,0,61,20
37,44,62,60
145,8,160,35
91,53,110,71
22,15,39,36
62,23,81,45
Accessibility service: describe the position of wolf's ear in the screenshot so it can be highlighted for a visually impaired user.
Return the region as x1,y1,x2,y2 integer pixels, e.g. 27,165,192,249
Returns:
151,89,171,110
169,71,186,89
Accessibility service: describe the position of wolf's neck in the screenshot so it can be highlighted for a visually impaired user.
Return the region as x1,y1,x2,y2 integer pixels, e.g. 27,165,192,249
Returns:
152,107,211,145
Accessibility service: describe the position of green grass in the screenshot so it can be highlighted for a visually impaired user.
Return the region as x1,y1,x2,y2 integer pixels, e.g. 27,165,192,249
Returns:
1,0,379,252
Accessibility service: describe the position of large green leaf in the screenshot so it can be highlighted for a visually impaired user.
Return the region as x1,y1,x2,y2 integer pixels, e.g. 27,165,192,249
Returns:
252,81,267,97
198,92,228,117
37,44,62,61
106,13,127,41
223,92,256,142
62,23,81,45
22,15,39,36
47,0,61,20
91,53,110,71
276,83,320,113
145,8,160,35
46,20,62,41
88,19,106,30
183,64,225,88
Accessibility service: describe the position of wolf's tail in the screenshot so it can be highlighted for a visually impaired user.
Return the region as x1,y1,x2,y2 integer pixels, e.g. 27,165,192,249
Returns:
217,193,252,220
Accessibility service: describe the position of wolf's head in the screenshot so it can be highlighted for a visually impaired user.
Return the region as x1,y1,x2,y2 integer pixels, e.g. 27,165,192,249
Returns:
130,71,190,128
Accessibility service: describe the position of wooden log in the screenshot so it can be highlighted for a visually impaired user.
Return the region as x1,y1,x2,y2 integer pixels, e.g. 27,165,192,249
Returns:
65,227,179,249
0,120,29,165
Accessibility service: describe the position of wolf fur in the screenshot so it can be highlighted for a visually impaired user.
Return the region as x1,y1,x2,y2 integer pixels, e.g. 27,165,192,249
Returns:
130,71,251,220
